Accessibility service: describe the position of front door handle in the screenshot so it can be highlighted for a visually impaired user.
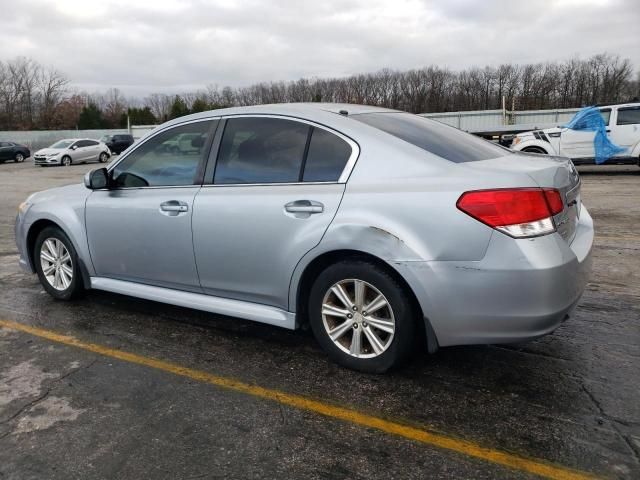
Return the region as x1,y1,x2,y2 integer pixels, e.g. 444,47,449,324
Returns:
284,200,324,214
160,200,189,215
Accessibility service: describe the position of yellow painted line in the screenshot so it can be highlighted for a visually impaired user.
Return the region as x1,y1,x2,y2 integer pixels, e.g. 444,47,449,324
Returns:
0,318,599,480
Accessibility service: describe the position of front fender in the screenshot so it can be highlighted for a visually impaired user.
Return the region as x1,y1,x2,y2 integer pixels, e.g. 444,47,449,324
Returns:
19,184,94,276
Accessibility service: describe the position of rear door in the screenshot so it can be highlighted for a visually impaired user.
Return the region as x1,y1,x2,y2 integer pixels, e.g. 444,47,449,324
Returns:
192,116,357,310
0,142,12,160
84,139,101,161
610,106,640,155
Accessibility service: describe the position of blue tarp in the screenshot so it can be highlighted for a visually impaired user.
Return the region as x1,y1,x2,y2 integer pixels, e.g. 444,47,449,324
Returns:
564,106,626,164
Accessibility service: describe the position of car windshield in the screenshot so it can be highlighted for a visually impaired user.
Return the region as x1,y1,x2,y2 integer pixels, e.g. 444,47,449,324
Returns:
50,140,74,149
351,112,508,163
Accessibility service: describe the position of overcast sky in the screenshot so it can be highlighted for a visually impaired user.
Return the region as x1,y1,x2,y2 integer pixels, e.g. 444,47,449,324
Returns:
2,0,639,96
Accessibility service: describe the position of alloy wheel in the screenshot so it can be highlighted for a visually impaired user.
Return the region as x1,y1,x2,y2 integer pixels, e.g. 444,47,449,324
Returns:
40,238,73,291
321,279,395,358
15,153,24,162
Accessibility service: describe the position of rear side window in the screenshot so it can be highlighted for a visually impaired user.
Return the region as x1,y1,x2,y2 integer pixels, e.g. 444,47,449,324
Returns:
352,112,507,163
214,117,309,184
303,128,352,182
86,140,98,146
617,107,640,125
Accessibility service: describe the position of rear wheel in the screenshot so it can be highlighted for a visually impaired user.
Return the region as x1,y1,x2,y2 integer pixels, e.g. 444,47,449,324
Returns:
98,151,109,163
308,260,416,373
34,226,84,300
522,146,548,154
14,153,25,163
61,155,71,166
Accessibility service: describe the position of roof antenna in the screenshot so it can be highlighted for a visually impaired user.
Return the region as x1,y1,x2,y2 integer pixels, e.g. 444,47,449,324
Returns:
338,110,349,116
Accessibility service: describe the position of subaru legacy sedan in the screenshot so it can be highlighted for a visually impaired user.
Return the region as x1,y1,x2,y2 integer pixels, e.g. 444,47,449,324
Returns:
15,104,593,372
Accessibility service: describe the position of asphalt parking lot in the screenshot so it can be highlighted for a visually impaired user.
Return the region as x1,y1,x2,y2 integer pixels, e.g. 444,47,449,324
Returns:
0,159,638,479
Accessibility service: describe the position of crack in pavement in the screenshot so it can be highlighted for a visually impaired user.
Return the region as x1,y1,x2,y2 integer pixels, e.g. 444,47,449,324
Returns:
581,383,640,465
0,358,97,439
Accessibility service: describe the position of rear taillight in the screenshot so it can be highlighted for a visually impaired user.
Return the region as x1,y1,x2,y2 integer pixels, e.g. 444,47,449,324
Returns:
457,188,564,238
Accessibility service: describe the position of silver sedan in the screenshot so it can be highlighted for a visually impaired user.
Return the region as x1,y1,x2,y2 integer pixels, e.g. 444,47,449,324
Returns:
15,104,593,372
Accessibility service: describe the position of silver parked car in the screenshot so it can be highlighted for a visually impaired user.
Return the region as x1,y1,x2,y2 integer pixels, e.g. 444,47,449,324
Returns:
33,138,110,166
15,104,594,372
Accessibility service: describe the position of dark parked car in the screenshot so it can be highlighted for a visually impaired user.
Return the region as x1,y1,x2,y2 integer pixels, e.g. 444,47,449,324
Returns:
100,134,134,155
0,141,30,163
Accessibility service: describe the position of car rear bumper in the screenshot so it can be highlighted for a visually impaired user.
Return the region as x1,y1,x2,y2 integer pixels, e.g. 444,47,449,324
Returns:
398,206,594,347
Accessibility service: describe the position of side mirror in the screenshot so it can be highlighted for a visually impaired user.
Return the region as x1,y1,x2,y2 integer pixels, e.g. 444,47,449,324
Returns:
71,145,78,150
84,168,109,190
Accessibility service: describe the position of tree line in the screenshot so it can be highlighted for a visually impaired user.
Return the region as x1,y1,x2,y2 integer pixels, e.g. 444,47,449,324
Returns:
1,53,638,131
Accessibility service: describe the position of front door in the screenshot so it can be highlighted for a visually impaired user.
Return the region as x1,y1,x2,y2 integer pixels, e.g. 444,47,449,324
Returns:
85,119,217,291
192,116,355,310
560,108,611,159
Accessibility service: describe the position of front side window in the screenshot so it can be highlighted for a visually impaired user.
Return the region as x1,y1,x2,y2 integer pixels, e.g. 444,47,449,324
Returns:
599,109,611,126
617,107,640,126
112,120,214,187
352,112,507,163
214,117,309,184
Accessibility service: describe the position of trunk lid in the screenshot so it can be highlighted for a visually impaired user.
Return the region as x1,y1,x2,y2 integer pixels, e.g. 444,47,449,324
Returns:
465,153,581,243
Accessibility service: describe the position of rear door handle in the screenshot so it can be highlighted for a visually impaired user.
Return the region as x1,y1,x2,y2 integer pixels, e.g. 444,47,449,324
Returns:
160,200,189,214
285,200,324,214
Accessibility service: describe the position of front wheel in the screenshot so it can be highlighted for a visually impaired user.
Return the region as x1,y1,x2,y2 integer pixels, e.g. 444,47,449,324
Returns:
61,155,71,166
34,226,84,300
522,146,548,155
15,153,25,163
308,260,416,373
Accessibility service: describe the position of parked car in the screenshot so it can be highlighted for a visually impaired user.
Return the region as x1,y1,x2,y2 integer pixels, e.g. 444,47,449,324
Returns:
33,139,110,166
510,102,640,165
0,141,30,163
15,104,593,373
100,134,134,155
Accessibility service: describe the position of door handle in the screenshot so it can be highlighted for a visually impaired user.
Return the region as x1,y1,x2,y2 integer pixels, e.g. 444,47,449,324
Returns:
284,200,324,214
160,200,189,214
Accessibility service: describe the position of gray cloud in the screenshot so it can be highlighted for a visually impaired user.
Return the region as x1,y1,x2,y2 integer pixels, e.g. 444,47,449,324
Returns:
1,0,638,96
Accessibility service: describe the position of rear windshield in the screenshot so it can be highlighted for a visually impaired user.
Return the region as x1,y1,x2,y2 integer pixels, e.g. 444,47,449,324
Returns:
351,112,507,163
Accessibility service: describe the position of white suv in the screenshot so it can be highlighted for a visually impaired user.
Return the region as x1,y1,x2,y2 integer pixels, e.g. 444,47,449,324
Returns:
510,103,640,165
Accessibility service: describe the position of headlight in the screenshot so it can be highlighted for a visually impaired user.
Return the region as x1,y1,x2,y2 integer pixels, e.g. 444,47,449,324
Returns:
47,153,59,157
512,137,521,146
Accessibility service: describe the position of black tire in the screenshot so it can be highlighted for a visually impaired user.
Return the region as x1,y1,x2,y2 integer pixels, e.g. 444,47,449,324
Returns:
522,146,548,155
308,260,416,373
34,226,84,300
15,152,25,163
98,151,109,163
61,155,72,166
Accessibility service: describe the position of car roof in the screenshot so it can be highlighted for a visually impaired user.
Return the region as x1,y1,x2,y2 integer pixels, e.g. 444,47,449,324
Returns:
160,103,402,129
598,102,640,109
